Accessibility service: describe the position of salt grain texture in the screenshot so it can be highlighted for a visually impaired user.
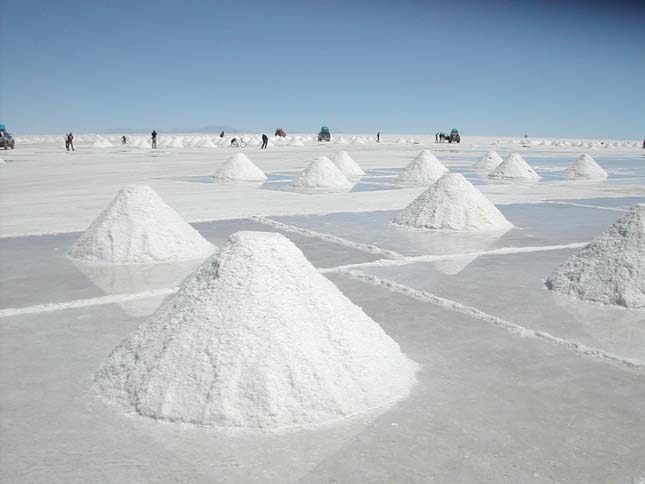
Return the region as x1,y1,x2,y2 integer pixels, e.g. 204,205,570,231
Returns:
562,154,608,180
332,151,366,178
291,156,353,189
546,204,645,308
393,173,513,232
488,153,540,180
95,231,418,430
397,150,448,183
68,185,215,264
213,153,267,182
473,151,503,171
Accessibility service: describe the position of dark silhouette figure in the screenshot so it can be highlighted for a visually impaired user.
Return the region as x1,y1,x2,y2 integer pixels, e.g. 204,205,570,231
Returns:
261,134,268,149
151,130,158,149
65,133,70,151
121,135,127,145
67,133,75,151
376,132,380,143
220,131,225,138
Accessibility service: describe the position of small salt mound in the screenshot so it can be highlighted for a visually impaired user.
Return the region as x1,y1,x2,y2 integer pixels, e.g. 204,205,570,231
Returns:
488,153,540,180
332,151,365,178
473,151,503,171
562,154,608,180
335,137,349,144
213,153,267,182
200,139,217,148
68,185,215,264
289,137,305,146
396,138,408,144
393,173,513,232
351,137,367,145
168,138,184,148
137,138,151,149
291,156,353,189
546,204,645,308
397,150,448,184
93,138,113,148
95,231,418,430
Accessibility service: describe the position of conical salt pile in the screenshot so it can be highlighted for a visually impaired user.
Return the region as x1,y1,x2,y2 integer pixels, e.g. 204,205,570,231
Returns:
213,153,267,182
488,153,540,180
397,150,448,183
288,137,305,146
200,139,217,148
291,156,353,189
546,204,645,308
333,151,365,178
68,185,216,264
562,154,608,180
393,173,513,232
473,151,503,171
95,231,418,430
93,138,113,148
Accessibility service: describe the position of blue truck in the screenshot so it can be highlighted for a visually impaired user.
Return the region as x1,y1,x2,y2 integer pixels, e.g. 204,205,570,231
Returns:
0,123,15,149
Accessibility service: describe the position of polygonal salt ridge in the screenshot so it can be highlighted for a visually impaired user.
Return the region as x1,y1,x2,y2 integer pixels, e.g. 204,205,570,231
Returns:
213,153,267,182
546,204,645,308
291,156,353,188
397,150,448,183
95,230,418,430
394,173,513,232
68,184,215,264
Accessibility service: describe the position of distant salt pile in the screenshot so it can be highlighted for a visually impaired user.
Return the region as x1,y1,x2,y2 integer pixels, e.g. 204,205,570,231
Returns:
394,173,513,232
289,137,305,146
68,185,215,264
200,139,216,148
473,151,503,171
546,204,645,308
291,156,353,189
488,153,540,180
332,151,365,178
335,137,349,145
93,138,113,148
562,154,608,180
169,138,184,148
213,153,267,182
397,150,448,184
95,231,418,429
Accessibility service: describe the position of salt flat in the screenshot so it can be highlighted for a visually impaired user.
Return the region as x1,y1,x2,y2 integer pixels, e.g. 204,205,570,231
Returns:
0,134,644,483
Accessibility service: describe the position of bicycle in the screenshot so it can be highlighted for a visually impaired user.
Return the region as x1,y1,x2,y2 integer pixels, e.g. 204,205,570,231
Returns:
230,137,247,148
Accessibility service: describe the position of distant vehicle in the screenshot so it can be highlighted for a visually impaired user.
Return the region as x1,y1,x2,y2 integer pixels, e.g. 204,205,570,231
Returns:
0,124,15,149
275,128,286,137
318,126,331,142
449,129,460,143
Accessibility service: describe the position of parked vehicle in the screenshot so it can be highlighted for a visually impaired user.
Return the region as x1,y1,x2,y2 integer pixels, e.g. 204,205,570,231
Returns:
449,129,461,143
318,126,331,142
274,128,286,137
0,124,15,149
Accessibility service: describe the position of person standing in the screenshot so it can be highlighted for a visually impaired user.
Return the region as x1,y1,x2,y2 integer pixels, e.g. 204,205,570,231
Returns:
376,132,381,143
261,133,268,149
67,133,75,151
220,131,225,138
65,133,70,151
151,130,158,149
121,135,127,145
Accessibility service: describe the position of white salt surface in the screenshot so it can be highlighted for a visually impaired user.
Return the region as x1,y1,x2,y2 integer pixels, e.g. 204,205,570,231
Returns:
332,151,366,178
68,185,216,264
397,150,448,183
473,151,503,171
546,204,645,308
291,156,353,189
488,153,540,180
95,231,418,430
562,154,608,180
213,153,267,182
393,173,513,232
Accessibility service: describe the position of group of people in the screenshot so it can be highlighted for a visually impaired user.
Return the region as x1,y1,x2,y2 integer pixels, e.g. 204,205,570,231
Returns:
64,133,74,151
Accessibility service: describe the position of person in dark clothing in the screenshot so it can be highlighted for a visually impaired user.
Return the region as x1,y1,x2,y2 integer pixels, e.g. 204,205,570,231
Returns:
261,134,268,149
67,133,75,151
121,135,127,145
642,138,645,149
220,131,225,138
151,130,158,149
65,133,70,151
376,132,380,143
435,132,439,143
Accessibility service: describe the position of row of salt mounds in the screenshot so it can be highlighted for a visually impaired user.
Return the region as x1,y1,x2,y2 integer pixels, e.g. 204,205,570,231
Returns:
93,138,113,148
68,185,216,264
546,204,645,308
333,151,365,178
199,139,217,148
291,156,353,189
473,151,503,171
562,154,608,180
488,153,540,180
95,231,419,430
393,173,513,232
213,153,267,182
397,150,448,183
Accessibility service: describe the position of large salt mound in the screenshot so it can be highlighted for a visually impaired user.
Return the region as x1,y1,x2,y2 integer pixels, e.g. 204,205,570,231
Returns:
68,185,216,264
397,150,448,183
213,153,267,182
95,231,418,430
473,151,503,171
332,151,365,178
393,173,513,232
488,153,540,180
546,204,645,308
562,154,608,180
291,156,353,189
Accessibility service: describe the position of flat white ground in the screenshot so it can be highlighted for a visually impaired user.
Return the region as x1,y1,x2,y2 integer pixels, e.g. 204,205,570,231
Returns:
1,134,644,483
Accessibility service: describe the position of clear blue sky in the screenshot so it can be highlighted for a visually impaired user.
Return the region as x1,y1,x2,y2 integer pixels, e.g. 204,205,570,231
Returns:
1,0,643,137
